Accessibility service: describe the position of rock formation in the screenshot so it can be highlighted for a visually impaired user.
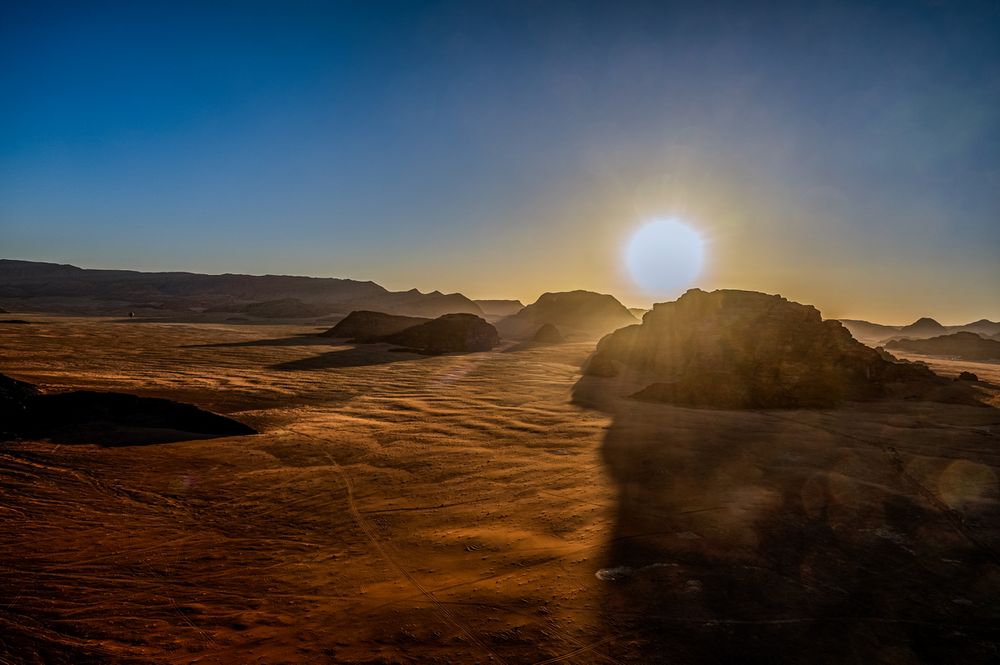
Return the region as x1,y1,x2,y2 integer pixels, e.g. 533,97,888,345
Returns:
886,332,1000,362
0,373,257,445
320,311,430,341
583,289,965,409
381,313,499,353
531,323,565,343
496,291,636,339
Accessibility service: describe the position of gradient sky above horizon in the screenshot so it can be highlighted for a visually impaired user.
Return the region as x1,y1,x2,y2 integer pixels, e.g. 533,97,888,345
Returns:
2,1,998,323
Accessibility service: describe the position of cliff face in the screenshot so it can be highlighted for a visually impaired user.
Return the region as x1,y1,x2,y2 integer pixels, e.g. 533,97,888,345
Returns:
585,289,953,409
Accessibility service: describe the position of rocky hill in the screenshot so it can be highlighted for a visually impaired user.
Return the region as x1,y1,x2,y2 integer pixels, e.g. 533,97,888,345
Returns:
582,289,970,409
380,314,499,353
898,317,947,338
532,323,565,343
496,290,636,339
320,311,430,340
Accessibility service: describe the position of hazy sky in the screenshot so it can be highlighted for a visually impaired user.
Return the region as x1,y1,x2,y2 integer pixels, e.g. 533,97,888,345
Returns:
2,1,998,323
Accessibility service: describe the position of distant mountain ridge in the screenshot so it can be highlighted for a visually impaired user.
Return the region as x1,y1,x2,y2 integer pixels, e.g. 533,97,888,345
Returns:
474,299,524,319
839,315,1000,344
0,259,484,319
886,332,1000,362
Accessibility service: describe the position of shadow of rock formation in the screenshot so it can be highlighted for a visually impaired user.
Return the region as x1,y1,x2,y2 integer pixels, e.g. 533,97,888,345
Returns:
570,290,1000,663
574,374,1000,663
183,334,337,349
270,344,429,370
1,373,257,445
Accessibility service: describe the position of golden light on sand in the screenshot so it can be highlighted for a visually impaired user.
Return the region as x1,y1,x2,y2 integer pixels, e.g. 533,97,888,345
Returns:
625,217,705,297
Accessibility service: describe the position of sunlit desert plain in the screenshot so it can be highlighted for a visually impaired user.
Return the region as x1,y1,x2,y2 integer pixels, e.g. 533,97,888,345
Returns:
2,310,998,664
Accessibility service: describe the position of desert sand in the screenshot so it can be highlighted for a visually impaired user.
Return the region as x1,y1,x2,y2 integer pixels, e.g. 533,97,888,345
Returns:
2,315,999,664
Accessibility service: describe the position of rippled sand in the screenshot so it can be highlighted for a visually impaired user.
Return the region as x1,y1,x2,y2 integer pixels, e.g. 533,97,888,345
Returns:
1,317,998,664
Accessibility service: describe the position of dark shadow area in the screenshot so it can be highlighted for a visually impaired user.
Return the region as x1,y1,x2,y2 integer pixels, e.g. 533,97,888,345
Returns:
183,333,335,349
270,344,429,370
573,373,1000,664
1,374,257,446
502,340,560,353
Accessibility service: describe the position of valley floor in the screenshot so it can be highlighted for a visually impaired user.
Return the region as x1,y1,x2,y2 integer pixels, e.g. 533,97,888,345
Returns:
1,317,998,664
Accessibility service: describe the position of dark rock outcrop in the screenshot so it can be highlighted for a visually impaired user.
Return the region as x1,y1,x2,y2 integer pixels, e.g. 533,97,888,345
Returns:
381,314,499,353
886,332,1000,362
496,291,637,339
532,323,565,344
0,373,256,445
957,371,979,382
583,289,965,409
320,311,430,341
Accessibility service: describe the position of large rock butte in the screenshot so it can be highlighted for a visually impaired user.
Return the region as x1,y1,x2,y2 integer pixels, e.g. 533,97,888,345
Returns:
496,290,636,339
583,289,969,409
381,313,499,353
320,311,430,340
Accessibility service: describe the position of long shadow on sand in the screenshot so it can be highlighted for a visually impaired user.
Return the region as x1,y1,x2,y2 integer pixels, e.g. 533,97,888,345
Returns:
183,334,335,349
270,344,430,370
572,374,1000,664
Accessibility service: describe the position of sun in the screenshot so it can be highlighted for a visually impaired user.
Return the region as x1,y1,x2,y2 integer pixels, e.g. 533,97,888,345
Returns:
625,218,705,297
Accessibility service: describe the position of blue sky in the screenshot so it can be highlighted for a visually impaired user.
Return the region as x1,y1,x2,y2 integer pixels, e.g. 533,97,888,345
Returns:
2,0,998,321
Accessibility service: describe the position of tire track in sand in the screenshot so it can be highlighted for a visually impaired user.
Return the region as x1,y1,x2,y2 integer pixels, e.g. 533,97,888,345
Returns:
284,426,507,663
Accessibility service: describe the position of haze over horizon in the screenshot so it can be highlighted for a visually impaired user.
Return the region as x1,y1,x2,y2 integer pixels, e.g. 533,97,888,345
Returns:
3,1,999,322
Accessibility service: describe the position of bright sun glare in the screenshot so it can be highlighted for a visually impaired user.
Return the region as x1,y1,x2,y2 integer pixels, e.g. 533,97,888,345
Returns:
625,218,705,297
